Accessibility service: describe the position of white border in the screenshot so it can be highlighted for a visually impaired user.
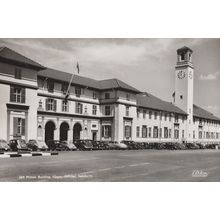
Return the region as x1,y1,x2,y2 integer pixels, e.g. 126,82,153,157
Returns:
1,0,220,220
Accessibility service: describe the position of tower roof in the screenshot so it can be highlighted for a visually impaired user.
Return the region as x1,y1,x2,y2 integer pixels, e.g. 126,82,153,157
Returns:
177,46,193,53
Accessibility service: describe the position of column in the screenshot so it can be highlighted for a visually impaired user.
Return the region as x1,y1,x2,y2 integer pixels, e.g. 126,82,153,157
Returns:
54,118,60,140
25,111,28,142
7,110,10,142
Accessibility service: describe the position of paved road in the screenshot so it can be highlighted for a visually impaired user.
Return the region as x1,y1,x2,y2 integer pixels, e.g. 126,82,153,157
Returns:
0,149,220,181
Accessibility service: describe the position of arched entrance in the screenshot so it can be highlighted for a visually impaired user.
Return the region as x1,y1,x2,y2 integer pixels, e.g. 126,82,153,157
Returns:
60,122,69,141
45,121,56,143
73,123,82,140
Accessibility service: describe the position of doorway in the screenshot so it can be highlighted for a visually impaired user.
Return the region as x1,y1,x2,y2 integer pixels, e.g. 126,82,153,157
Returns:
45,121,56,143
73,123,82,140
60,122,69,141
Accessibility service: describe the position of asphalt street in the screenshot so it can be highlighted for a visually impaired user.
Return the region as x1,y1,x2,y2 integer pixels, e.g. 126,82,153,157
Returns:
0,149,220,181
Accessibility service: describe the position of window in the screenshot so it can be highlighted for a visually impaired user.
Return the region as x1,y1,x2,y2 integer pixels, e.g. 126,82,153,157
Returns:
15,68,22,79
76,102,83,114
142,126,147,138
199,131,202,139
124,126,131,139
125,106,129,116
10,86,25,103
105,93,110,99
136,126,140,138
38,78,44,88
180,53,185,61
169,129,172,138
180,95,183,99
47,79,54,93
182,116,185,123
159,128,162,138
149,111,152,119
174,129,179,139
175,115,179,123
148,127,152,138
46,98,57,111
137,109,140,118
61,82,68,94
92,105,97,115
182,130,184,138
164,127,168,138
93,92,97,99
154,112,158,120
105,106,111,116
38,100,43,108
126,93,130,101
102,125,111,138
164,114,167,121
84,106,88,114
169,114,171,122
189,53,191,61
143,110,146,119
17,118,22,134
75,87,81,97
62,100,69,112
153,126,158,138
13,117,25,136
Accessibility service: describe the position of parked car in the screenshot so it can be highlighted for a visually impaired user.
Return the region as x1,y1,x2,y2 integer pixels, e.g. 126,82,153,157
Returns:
60,140,77,151
121,141,139,150
205,143,217,149
113,141,128,150
46,140,62,151
98,141,110,150
27,139,48,151
195,143,205,149
186,143,200,150
73,139,93,151
0,139,11,151
91,141,101,150
107,141,117,150
9,139,31,151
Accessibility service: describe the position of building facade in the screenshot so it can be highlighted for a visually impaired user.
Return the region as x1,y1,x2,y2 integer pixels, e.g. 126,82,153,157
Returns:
0,46,220,144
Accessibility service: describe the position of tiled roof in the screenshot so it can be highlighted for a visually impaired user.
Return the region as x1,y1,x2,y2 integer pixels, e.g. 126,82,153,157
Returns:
193,104,220,121
99,78,140,93
38,68,140,93
137,92,187,115
0,47,45,69
38,68,100,89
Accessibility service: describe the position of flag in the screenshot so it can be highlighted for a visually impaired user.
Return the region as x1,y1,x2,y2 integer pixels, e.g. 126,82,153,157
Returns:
76,62,79,74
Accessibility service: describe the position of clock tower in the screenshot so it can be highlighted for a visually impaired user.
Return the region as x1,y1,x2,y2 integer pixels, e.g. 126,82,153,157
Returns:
174,46,194,141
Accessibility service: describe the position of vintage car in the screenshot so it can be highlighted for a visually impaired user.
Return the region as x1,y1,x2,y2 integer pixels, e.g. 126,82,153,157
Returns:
73,139,93,151
0,139,11,151
27,139,49,151
9,139,31,151
60,140,77,151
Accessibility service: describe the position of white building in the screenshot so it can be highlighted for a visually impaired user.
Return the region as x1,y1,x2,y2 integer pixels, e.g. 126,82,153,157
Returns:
0,46,220,144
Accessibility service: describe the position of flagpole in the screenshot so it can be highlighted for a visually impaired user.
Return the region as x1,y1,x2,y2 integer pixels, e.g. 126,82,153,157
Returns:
64,62,79,101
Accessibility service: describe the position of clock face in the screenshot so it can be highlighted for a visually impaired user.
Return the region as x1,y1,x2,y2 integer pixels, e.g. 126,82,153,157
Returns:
177,70,185,79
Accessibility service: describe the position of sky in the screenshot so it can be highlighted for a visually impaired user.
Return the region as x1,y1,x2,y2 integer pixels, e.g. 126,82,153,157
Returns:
0,38,220,117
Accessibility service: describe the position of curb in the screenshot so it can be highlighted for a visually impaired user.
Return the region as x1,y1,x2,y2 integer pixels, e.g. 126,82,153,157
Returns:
0,152,58,158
